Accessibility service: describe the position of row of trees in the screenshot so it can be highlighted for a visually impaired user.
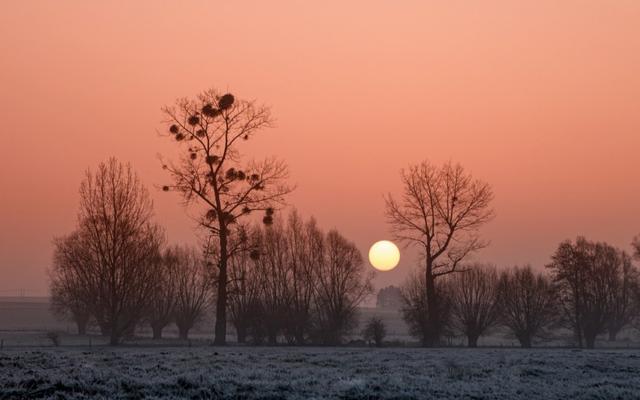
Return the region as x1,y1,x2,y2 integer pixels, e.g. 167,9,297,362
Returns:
403,243,639,349
386,158,640,349
221,213,373,345
50,160,373,345
49,159,212,344
50,87,640,349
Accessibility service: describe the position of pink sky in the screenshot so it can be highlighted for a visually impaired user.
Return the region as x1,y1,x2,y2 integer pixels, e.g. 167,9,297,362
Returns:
1,1,639,296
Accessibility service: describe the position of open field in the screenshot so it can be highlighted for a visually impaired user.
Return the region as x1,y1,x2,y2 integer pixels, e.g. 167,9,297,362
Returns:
1,347,640,399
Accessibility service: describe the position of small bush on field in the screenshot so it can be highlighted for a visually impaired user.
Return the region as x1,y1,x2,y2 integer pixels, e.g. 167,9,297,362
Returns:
362,317,386,347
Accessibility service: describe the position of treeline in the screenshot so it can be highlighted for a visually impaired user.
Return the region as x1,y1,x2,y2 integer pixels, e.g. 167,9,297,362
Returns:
385,158,640,349
49,87,640,349
223,213,373,345
49,160,212,345
49,158,374,345
402,236,640,348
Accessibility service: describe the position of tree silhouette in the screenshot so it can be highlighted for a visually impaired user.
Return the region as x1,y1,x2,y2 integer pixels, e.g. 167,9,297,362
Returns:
633,236,640,260
171,245,212,340
386,160,494,346
448,264,501,347
362,317,386,347
50,159,164,345
547,237,629,348
497,265,557,348
147,249,179,340
161,89,292,345
49,232,92,335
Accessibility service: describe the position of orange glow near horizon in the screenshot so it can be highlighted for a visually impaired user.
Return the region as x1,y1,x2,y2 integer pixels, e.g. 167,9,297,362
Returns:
1,1,640,295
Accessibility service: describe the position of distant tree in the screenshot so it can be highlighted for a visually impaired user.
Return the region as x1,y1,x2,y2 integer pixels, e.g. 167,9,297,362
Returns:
633,236,640,260
161,89,293,345
605,251,639,341
376,286,403,310
78,159,164,345
253,219,290,344
386,160,494,346
312,230,374,345
51,159,164,345
49,232,92,335
280,212,321,344
362,316,386,347
448,265,500,347
173,245,212,340
547,237,623,348
497,265,557,347
147,248,179,339
227,232,263,344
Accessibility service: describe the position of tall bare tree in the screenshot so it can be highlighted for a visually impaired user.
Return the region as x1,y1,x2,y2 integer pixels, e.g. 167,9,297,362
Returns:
147,249,179,339
605,251,639,341
497,265,557,347
282,212,321,344
253,219,290,344
547,237,622,348
173,245,212,340
312,230,374,345
386,160,494,346
161,89,292,345
227,234,263,344
245,212,322,344
49,232,92,335
51,159,164,345
448,264,501,347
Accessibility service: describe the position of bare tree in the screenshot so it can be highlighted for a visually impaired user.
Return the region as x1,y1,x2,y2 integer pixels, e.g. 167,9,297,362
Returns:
605,251,639,341
228,211,321,345
386,160,494,346
227,230,263,344
147,249,179,339
161,89,293,345
253,219,290,344
448,265,500,347
53,159,164,345
173,245,212,340
547,237,621,348
362,316,386,347
312,230,374,345
282,212,321,344
633,235,640,260
49,232,92,335
497,265,557,347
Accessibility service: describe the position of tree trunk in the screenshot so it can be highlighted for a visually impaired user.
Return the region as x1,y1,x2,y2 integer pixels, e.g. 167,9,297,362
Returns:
99,322,111,337
76,319,88,335
213,231,228,346
424,260,439,347
109,332,119,346
585,333,596,349
268,334,278,345
518,334,532,348
152,325,163,340
608,329,618,342
178,325,190,340
468,335,479,348
236,325,247,344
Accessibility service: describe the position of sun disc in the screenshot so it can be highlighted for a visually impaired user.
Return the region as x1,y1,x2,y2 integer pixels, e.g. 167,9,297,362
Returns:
368,240,400,271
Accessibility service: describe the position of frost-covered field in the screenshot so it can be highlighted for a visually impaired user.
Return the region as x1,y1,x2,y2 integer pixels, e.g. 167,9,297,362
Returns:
1,347,639,399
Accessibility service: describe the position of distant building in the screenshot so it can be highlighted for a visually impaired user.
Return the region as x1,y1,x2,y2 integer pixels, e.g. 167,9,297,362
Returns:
376,286,403,309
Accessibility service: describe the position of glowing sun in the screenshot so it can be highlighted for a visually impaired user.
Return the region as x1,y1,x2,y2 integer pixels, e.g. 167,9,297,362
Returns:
368,240,400,271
